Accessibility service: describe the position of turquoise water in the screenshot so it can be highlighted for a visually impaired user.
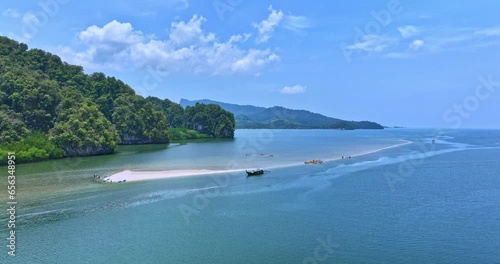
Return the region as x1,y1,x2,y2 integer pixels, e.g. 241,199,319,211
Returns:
1,129,500,263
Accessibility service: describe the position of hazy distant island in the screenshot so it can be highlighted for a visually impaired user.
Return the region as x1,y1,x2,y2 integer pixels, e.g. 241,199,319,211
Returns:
0,36,235,164
181,99,384,130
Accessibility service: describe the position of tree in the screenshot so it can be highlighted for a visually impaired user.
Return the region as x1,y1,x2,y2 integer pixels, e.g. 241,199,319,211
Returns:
49,89,119,156
0,110,29,143
183,103,235,138
112,95,169,144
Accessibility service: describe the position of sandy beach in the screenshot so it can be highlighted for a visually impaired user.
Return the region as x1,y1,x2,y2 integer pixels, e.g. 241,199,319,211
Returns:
105,169,241,183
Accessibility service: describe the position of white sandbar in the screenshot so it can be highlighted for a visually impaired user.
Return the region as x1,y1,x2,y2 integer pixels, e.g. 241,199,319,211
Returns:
106,169,238,183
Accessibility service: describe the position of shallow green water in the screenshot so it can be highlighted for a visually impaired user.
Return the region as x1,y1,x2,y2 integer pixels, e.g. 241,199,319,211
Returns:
1,129,499,263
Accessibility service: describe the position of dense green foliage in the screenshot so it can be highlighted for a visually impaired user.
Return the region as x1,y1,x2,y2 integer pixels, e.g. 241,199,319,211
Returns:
0,109,29,143
0,36,235,164
0,131,64,164
184,103,235,138
112,95,169,144
181,99,384,130
146,97,185,128
48,89,119,156
148,98,235,138
168,128,210,141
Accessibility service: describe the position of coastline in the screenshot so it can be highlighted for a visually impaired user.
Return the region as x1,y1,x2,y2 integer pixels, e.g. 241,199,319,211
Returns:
105,140,414,183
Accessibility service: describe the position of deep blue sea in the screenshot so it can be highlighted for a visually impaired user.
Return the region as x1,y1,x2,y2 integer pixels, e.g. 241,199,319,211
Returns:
1,129,499,263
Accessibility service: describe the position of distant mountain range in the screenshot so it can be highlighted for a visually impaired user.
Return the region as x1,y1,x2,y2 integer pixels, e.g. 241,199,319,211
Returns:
180,99,384,130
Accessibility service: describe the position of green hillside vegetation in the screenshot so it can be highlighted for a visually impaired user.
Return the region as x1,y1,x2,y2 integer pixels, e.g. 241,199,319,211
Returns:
168,128,211,141
180,99,384,130
0,36,235,164
147,97,235,138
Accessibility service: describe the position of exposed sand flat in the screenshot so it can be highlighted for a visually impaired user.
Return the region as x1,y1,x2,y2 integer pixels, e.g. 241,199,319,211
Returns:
104,140,414,183
106,169,240,183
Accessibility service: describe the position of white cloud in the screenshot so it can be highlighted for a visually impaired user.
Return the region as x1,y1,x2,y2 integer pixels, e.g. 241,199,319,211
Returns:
19,12,42,40
22,12,40,25
475,27,500,36
231,49,279,73
252,6,311,42
169,15,215,45
346,35,393,53
280,85,306,94
56,45,109,71
283,15,311,32
398,25,420,38
422,26,491,52
409,39,424,50
228,33,251,43
350,26,500,60
253,5,284,43
79,20,145,45
384,39,424,59
2,8,21,18
71,20,145,67
58,16,279,75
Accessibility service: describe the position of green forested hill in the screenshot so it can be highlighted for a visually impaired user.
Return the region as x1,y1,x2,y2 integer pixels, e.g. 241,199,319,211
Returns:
180,99,384,130
0,36,235,164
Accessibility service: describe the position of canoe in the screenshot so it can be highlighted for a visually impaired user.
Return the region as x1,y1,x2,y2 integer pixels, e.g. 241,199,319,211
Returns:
246,169,265,176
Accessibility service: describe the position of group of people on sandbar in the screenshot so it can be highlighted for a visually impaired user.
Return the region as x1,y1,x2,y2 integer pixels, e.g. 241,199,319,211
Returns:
93,174,112,183
304,159,323,164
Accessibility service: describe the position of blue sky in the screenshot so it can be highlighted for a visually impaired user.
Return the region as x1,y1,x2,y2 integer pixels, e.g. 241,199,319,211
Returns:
1,0,500,128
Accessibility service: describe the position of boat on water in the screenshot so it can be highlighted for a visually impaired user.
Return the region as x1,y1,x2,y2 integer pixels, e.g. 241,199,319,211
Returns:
246,169,265,176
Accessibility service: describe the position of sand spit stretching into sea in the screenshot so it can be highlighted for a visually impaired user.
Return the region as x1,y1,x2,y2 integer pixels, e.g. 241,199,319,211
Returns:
106,169,240,183
105,140,413,183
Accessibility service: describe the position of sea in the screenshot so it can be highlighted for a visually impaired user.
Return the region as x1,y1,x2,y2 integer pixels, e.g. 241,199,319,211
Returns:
1,129,499,264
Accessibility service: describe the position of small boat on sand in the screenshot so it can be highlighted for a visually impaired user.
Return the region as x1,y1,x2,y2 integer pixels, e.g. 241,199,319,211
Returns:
101,177,111,183
246,169,265,176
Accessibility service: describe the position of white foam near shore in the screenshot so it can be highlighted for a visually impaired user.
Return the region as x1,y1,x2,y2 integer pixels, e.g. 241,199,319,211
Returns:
106,169,242,183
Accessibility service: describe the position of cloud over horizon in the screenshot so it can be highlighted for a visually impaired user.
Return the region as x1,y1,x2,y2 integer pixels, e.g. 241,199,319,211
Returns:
58,16,280,75
280,84,306,94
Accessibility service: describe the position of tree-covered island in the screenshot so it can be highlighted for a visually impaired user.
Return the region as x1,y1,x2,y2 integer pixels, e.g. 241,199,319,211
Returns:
0,36,235,164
